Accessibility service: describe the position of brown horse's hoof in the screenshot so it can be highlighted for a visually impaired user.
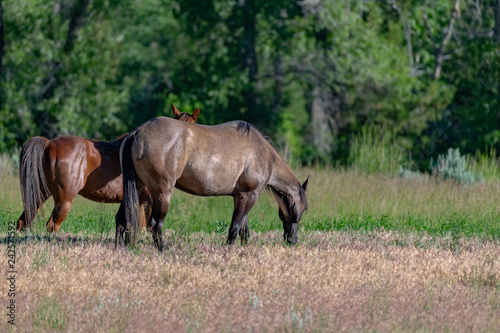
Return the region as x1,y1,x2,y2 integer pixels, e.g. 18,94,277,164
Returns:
16,223,29,232
46,223,55,233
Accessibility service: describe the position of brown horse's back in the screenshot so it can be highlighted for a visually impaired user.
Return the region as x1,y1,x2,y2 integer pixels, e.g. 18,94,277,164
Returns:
44,137,96,195
43,136,126,203
79,139,124,202
130,117,274,197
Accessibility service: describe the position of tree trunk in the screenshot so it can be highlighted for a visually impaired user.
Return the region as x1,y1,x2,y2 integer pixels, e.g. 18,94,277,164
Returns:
432,0,461,80
495,0,500,43
239,0,260,124
495,0,500,116
270,52,284,116
63,0,90,54
305,85,342,161
0,0,5,107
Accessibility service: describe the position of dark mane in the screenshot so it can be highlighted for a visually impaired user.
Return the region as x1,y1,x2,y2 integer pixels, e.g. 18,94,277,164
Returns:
89,133,128,147
236,121,252,135
260,132,280,156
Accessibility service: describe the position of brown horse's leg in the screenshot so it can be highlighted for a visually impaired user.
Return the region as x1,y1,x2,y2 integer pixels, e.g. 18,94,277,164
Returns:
46,200,74,233
115,203,127,247
16,212,26,230
227,192,258,245
138,207,147,229
139,188,153,229
17,192,51,231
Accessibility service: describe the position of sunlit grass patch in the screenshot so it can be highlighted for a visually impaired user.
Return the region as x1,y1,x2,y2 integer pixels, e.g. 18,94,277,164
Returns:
1,231,498,332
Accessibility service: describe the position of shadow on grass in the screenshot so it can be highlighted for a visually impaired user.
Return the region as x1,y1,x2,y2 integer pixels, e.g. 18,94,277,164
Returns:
0,233,115,245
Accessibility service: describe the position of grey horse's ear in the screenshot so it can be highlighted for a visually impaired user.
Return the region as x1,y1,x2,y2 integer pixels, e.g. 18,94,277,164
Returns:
172,103,181,118
192,108,200,121
302,176,309,192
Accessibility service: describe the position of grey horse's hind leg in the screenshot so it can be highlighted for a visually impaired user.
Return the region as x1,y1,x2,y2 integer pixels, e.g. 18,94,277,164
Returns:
148,215,162,251
239,216,250,245
227,192,258,245
150,189,173,252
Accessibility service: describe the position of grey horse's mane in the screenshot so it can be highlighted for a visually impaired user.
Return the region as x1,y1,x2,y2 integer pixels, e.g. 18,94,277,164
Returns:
235,121,280,152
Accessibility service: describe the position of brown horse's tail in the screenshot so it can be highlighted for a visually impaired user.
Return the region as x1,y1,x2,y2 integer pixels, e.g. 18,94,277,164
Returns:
120,133,140,243
19,137,51,225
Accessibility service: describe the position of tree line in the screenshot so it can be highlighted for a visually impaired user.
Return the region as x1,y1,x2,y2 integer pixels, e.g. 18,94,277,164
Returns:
0,0,499,169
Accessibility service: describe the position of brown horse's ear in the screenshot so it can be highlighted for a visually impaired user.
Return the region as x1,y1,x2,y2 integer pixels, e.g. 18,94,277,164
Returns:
172,103,181,118
192,108,200,121
301,176,309,192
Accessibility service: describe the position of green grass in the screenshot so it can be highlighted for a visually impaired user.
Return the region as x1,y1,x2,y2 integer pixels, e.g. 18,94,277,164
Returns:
304,213,500,239
348,125,407,176
467,147,500,181
5,195,499,240
32,297,68,331
1,168,500,240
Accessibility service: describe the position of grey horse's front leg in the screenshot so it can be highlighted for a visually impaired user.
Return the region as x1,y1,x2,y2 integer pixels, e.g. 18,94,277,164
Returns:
151,219,164,252
227,193,257,245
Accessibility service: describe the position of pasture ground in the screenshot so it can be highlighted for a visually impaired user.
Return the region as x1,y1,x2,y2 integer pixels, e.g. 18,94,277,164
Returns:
1,169,500,332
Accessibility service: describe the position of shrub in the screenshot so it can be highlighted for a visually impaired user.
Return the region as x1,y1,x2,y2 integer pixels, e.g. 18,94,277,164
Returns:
398,166,422,180
430,148,479,184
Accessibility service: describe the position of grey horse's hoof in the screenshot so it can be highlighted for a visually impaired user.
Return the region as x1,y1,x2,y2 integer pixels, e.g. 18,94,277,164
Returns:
286,235,297,245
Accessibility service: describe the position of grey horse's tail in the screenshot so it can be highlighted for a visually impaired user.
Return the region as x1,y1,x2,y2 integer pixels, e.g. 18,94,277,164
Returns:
119,133,140,243
19,137,50,226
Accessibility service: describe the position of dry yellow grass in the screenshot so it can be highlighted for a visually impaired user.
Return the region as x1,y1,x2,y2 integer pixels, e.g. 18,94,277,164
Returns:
2,231,499,332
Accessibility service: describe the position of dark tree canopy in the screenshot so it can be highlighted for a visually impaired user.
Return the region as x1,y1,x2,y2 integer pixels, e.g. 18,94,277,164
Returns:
1,0,498,168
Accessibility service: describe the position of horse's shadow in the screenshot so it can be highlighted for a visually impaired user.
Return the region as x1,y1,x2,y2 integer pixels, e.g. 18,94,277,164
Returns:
0,232,115,246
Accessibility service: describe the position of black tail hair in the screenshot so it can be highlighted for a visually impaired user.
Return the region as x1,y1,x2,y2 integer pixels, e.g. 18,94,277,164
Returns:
120,133,140,243
19,137,50,225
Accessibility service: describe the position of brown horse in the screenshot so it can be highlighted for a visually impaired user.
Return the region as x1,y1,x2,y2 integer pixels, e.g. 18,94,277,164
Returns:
17,104,199,232
115,117,308,251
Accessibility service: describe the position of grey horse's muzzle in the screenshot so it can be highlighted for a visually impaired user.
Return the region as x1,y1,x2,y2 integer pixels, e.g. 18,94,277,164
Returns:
286,235,298,245
285,223,298,245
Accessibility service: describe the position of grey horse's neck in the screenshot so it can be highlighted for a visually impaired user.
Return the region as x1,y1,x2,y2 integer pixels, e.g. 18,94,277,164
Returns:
268,153,301,199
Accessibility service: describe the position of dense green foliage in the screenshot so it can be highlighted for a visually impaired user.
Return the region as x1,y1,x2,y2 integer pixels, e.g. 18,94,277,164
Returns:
0,0,499,167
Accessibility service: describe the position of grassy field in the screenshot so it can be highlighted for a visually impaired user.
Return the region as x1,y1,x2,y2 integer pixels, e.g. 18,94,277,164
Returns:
1,168,500,332
2,168,500,238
